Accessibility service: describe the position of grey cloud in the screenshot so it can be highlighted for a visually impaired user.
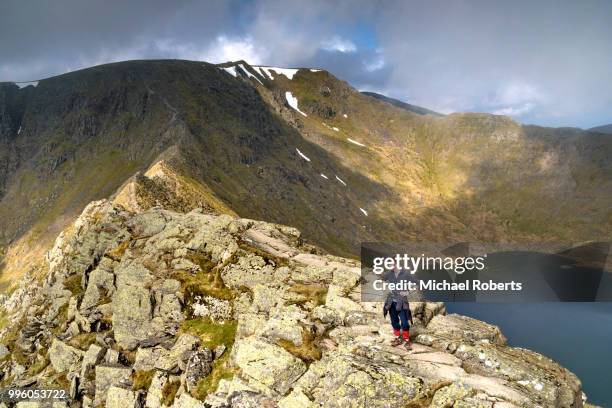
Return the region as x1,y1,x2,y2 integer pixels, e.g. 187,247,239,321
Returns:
1,0,610,128
0,0,238,80
373,0,612,127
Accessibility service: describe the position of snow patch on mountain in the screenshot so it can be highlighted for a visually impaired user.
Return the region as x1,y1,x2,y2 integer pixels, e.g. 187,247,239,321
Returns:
256,66,299,80
15,81,38,89
360,208,368,216
220,66,238,77
253,66,270,80
320,174,328,179
296,148,311,162
332,127,340,132
335,175,347,186
347,138,366,147
286,92,307,117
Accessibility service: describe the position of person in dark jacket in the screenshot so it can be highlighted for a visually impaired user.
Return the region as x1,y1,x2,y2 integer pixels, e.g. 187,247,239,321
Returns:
382,262,414,349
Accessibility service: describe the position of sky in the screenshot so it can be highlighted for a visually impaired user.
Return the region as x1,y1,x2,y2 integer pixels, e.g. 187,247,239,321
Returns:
1,0,611,129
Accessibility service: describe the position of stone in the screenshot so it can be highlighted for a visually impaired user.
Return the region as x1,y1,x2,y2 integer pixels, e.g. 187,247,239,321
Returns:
145,371,168,408
80,258,116,312
213,344,226,359
82,396,93,408
251,285,281,313
48,339,84,373
69,375,79,400
105,386,138,408
294,352,425,408
225,391,278,408
0,344,9,360
191,296,232,322
81,344,105,378
11,363,26,378
431,382,474,407
133,347,166,371
236,313,268,338
278,388,315,408
94,365,132,405
221,254,277,290
312,305,342,326
104,349,120,365
156,334,200,373
232,338,307,394
111,262,155,349
184,349,214,392
171,393,205,408
261,305,307,345
152,291,183,325
424,314,507,346
65,321,80,337
324,284,362,320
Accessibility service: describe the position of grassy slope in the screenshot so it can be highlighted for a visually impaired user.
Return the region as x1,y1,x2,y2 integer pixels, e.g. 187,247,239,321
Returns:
259,65,611,242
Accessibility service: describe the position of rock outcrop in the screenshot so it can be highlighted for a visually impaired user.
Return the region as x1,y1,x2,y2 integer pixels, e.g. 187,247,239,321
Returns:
0,199,590,407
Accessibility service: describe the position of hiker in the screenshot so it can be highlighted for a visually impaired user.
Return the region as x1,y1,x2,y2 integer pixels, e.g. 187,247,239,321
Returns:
382,261,414,350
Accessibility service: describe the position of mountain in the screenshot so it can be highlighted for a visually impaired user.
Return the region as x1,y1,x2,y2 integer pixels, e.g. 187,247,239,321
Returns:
361,91,443,116
588,123,612,134
0,59,607,406
1,59,610,289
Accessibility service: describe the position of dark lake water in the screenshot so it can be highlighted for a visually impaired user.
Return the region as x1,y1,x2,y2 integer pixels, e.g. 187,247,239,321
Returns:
447,303,612,406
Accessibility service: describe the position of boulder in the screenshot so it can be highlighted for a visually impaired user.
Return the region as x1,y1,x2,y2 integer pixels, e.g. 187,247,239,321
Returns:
80,257,115,312
94,365,132,405
145,371,168,408
171,393,205,408
278,388,315,408
49,339,84,373
324,284,362,320
156,333,200,373
184,349,214,392
232,338,307,394
111,262,155,349
430,382,474,407
258,305,306,346
105,386,138,408
104,349,120,365
224,391,278,407
134,347,166,371
0,204,589,408
81,344,105,379
423,314,507,347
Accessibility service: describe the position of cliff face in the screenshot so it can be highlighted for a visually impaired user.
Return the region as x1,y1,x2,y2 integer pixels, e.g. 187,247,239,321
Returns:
0,193,586,407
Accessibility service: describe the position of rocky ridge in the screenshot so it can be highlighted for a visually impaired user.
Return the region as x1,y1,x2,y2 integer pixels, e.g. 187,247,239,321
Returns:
0,196,589,407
